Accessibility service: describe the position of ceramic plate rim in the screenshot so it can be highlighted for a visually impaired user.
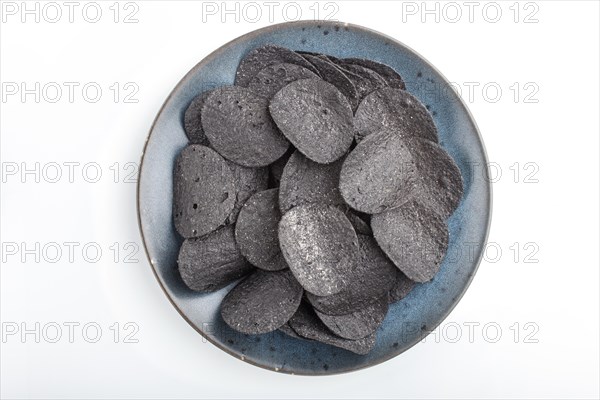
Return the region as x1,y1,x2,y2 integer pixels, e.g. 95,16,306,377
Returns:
136,20,493,376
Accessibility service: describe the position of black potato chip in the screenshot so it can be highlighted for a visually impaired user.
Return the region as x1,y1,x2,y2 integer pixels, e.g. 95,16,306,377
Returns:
339,129,418,214
278,151,345,212
302,53,360,110
372,200,449,282
340,130,463,217
173,145,235,238
178,225,254,292
315,295,388,340
183,91,212,145
306,235,397,315
407,137,464,219
342,58,406,90
221,269,303,334
248,62,319,99
354,87,438,143
269,78,354,164
334,62,387,101
235,45,319,87
235,189,287,271
278,204,359,296
225,161,268,225
202,86,290,167
288,303,376,355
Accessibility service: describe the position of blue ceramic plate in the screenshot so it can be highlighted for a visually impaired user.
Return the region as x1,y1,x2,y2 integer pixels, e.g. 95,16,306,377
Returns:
137,20,492,375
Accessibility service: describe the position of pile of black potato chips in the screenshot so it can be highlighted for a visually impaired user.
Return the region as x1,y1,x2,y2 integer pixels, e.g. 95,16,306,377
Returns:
173,45,463,355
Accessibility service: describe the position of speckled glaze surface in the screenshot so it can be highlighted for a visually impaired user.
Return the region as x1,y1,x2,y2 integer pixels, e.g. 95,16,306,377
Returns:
137,20,492,375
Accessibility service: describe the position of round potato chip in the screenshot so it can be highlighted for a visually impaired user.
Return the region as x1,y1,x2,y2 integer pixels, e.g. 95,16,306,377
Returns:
173,145,235,238
269,79,354,164
306,235,397,315
278,151,345,212
178,225,254,292
248,63,319,99
315,296,388,340
202,86,290,167
334,62,387,101
235,189,287,271
183,91,212,145
225,161,269,225
235,45,319,87
220,269,303,334
406,137,464,219
340,130,463,217
288,303,376,355
302,53,359,111
342,58,406,90
278,204,359,296
339,129,418,214
372,200,449,282
354,87,438,143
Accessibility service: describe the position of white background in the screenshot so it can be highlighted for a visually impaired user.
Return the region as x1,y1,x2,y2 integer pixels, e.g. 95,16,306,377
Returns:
1,1,599,399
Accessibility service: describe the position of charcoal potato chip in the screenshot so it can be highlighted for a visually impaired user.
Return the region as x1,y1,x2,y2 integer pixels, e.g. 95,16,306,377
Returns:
278,151,345,212
315,296,388,340
235,189,287,271
406,137,464,219
225,161,269,224
354,87,438,143
235,45,319,87
388,269,415,304
342,58,406,90
341,130,463,217
183,91,212,145
178,225,254,292
334,62,387,101
307,235,397,315
269,78,354,164
339,129,418,214
279,204,359,296
302,54,359,110
372,200,449,282
173,145,235,238
221,269,303,334
247,63,319,99
288,303,376,355
202,86,290,167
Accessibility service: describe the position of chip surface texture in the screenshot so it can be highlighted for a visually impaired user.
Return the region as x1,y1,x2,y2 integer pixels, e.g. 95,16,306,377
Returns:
173,145,235,238
269,79,354,164
235,189,287,271
278,204,359,296
372,200,449,282
339,129,418,214
202,86,290,167
278,151,345,212
221,269,303,334
178,225,254,292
